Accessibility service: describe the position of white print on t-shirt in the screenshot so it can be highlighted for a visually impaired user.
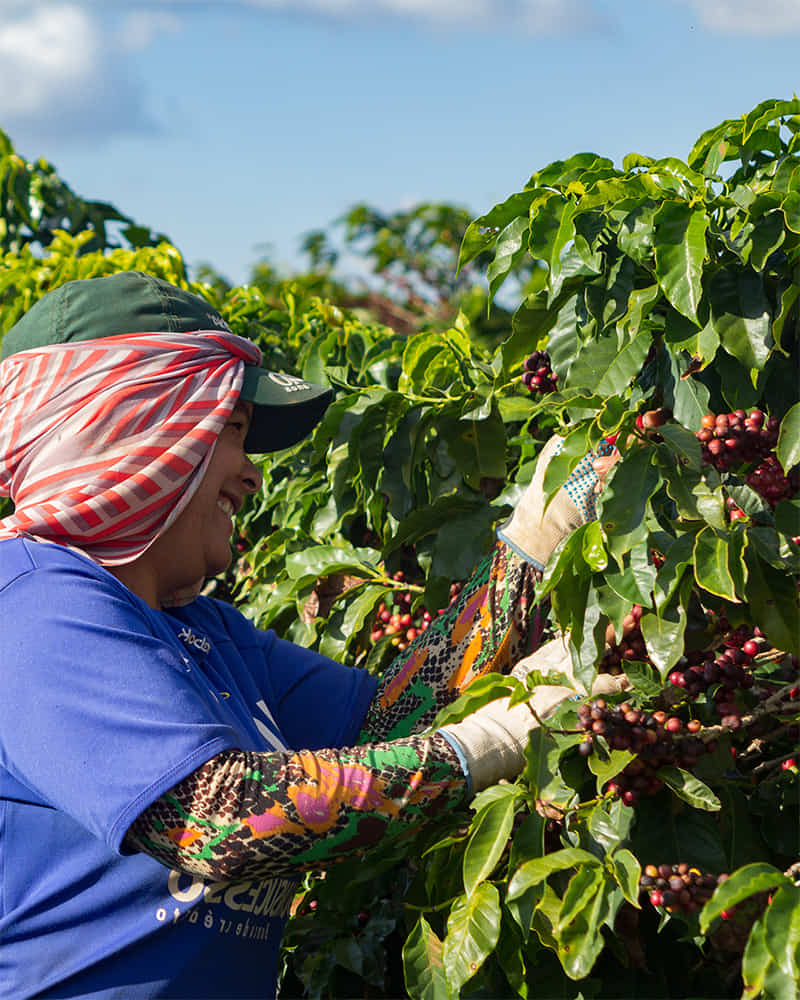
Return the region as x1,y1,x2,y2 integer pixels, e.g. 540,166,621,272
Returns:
252,699,289,751
177,626,211,654
156,870,297,941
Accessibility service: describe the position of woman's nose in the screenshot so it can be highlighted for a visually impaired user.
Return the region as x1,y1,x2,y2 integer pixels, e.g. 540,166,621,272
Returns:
241,456,262,494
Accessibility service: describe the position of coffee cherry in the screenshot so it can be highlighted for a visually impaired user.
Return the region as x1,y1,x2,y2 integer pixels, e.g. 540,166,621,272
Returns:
521,350,557,395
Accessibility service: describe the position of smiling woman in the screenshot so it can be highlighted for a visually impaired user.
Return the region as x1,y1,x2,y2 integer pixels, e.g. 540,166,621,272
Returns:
110,401,263,608
0,270,623,1000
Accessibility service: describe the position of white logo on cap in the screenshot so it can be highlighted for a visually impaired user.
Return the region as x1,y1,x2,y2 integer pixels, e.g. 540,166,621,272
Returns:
207,313,232,332
268,372,311,393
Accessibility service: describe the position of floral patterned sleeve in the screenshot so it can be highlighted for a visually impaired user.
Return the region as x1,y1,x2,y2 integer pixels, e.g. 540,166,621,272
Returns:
124,542,545,879
358,540,545,742
124,734,466,880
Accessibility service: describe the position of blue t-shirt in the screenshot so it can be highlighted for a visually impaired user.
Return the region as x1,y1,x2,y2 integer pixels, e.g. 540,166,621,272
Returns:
0,538,377,999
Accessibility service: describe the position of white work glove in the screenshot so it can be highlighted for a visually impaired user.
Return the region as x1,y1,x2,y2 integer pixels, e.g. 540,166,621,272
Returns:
438,636,577,793
497,435,618,571
439,635,631,793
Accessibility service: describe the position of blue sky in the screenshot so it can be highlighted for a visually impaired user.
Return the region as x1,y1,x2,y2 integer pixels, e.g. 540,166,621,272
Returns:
1,0,798,286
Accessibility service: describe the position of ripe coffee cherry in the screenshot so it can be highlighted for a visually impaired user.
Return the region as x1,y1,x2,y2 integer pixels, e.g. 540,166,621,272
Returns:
641,865,727,914
577,698,715,804
521,350,557,395
697,407,782,475
370,574,464,650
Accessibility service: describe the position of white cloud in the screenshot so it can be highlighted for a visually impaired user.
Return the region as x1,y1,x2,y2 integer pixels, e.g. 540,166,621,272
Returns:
679,0,800,35
118,9,182,52
0,3,98,116
157,0,608,34
0,1,166,146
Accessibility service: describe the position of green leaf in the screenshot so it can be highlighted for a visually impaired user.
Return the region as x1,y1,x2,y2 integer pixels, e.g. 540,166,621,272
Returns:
764,884,800,982
750,208,786,272
778,402,800,474
583,796,635,856
439,408,507,486
657,765,721,812
462,793,518,897
567,327,651,397
529,197,577,291
599,446,661,537
619,659,664,698
285,544,378,583
458,189,537,270
581,521,608,571
700,862,790,933
340,585,387,641
609,848,642,908
495,918,531,997
507,848,601,901
631,802,727,875
442,883,501,993
744,548,800,656
588,749,636,791
742,909,799,1000
708,268,772,371
782,190,800,234
641,598,687,678
486,215,529,301
653,202,708,324
693,527,739,601
429,674,513,729
670,358,712,429
555,866,612,980
403,916,453,1000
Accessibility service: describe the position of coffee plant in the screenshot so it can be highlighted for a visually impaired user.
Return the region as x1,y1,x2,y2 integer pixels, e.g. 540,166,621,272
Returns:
0,99,798,998
274,98,800,1000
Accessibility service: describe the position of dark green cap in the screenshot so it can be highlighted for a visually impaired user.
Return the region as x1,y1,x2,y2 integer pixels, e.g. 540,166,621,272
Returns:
1,271,333,453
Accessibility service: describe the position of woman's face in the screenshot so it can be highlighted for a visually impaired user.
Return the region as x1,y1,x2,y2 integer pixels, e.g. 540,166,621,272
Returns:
110,401,262,607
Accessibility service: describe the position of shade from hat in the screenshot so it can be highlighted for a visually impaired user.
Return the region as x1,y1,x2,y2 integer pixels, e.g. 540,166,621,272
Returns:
0,270,333,453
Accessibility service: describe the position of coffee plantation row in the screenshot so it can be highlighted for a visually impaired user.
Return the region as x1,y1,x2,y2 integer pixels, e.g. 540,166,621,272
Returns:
1,98,798,998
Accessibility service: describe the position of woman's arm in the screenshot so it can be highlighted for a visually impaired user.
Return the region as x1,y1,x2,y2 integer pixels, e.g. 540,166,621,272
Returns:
358,437,619,743
124,733,467,881
357,541,544,743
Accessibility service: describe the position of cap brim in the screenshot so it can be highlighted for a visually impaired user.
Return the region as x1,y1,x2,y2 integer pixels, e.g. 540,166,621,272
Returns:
239,365,334,453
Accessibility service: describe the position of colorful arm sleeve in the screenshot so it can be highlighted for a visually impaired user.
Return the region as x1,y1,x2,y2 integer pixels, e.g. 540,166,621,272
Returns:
358,540,545,743
126,542,543,880
124,734,466,881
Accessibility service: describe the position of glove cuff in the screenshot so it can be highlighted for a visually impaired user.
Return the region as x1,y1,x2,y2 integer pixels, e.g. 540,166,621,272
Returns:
439,686,574,793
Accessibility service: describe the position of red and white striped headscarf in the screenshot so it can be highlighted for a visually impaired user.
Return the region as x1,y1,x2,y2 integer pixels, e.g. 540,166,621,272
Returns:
0,330,261,565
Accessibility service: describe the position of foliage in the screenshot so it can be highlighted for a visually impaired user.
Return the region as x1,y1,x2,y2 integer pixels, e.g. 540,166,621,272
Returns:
0,127,165,255
0,101,798,999
270,98,800,999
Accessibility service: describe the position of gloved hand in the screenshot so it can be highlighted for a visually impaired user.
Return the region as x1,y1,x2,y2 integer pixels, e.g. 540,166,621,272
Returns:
497,435,618,571
438,635,576,793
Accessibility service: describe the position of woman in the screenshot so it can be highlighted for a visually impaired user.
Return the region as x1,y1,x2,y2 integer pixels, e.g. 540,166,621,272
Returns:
0,271,620,999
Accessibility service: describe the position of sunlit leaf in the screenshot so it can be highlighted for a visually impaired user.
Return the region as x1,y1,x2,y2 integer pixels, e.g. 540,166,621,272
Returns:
699,863,790,933
657,765,721,812
442,883,501,993
462,793,517,897
403,916,453,1000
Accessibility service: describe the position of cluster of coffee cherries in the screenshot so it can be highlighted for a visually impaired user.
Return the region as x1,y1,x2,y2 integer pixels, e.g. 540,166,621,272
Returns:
600,604,646,676
668,632,759,728
576,700,714,807
745,454,799,508
696,408,779,470
521,350,558,395
640,864,727,915
695,408,798,511
369,573,463,652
